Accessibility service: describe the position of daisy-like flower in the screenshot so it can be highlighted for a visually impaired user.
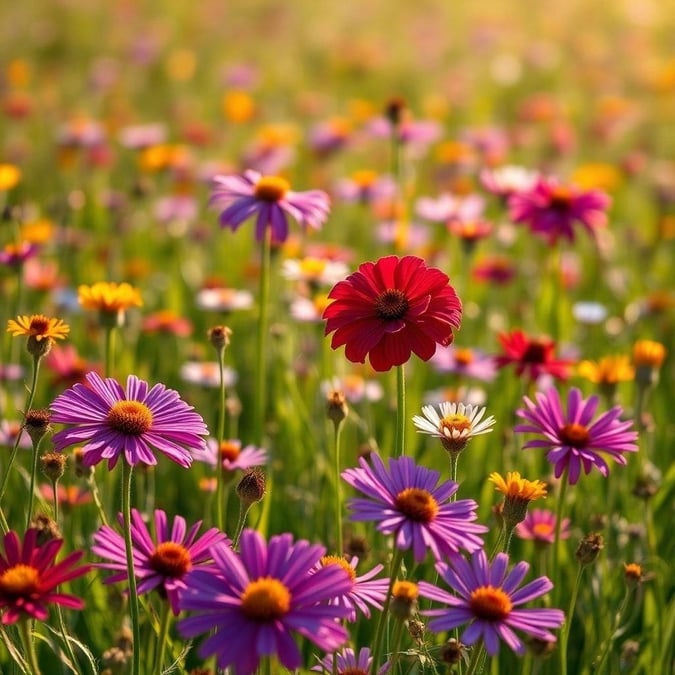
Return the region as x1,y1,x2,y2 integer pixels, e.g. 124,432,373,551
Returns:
323,255,462,372
210,169,330,243
194,438,268,472
180,361,238,388
315,555,388,622
313,646,388,675
341,453,487,562
334,170,396,205
419,550,564,656
7,315,69,357
50,371,208,469
480,165,539,200
516,509,571,546
44,344,100,388
0,242,39,267
489,471,548,528
515,387,639,484
195,287,254,312
430,345,498,382
141,310,193,337
78,281,142,326
413,402,496,454
496,329,572,382
177,529,352,674
281,257,349,287
92,509,227,615
508,177,610,244
578,355,634,401
0,528,91,624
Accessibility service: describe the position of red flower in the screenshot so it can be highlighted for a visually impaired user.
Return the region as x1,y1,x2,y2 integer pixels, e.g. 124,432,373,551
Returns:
323,256,462,372
0,529,91,624
496,329,572,381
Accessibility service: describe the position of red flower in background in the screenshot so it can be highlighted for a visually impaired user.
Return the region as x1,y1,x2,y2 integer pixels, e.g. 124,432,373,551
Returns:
496,329,572,382
323,256,462,372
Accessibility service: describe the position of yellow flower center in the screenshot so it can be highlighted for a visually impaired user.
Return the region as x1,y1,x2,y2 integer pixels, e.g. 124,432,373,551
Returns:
352,169,378,187
394,488,439,522
469,586,513,621
254,176,290,202
454,348,474,366
106,401,154,436
392,580,419,601
298,258,328,278
0,564,40,598
440,413,471,436
375,289,409,320
559,423,590,448
240,577,291,621
320,555,356,582
219,441,241,463
149,542,192,578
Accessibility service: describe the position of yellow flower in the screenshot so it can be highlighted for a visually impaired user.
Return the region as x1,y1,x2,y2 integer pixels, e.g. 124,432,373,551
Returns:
7,314,69,342
222,90,256,123
572,163,622,193
20,218,55,245
632,340,666,369
0,164,21,191
78,282,143,313
489,471,547,503
578,355,634,385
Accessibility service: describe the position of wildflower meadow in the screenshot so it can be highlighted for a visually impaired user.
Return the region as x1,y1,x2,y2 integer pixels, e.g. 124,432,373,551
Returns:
0,1,673,674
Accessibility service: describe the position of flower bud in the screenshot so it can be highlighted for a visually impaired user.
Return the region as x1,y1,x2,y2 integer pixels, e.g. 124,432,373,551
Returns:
236,469,266,507
390,580,418,620
575,532,604,565
208,325,232,354
23,408,52,446
326,389,348,427
40,452,67,482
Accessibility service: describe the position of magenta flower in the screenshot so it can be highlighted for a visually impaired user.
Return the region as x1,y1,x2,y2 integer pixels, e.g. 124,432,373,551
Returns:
194,438,268,472
178,529,352,674
313,647,389,675
315,555,389,622
50,372,208,469
516,509,571,546
419,550,564,656
508,177,610,244
341,454,486,562
92,509,227,615
0,529,90,624
210,169,330,243
515,387,638,484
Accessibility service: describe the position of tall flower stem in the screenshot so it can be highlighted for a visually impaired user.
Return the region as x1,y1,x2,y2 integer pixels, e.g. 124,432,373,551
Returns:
25,435,45,530
215,349,227,531
465,639,488,675
388,618,406,675
395,364,406,457
0,354,41,505
559,563,585,675
56,605,80,674
122,462,141,675
103,325,116,379
594,587,632,674
551,466,569,603
153,602,172,675
18,619,41,675
253,227,272,448
333,421,344,555
370,547,404,675
232,501,252,550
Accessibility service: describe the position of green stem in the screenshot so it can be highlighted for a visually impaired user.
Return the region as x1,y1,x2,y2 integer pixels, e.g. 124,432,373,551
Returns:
88,470,109,527
559,563,585,675
56,605,80,673
51,480,60,525
593,588,632,674
395,364,406,457
215,348,227,531
26,435,44,530
122,462,141,675
388,618,406,674
232,500,252,550
153,601,172,675
370,547,404,675
465,640,488,675
104,325,116,379
0,354,41,505
333,421,344,555
551,466,569,606
253,227,272,447
18,619,41,675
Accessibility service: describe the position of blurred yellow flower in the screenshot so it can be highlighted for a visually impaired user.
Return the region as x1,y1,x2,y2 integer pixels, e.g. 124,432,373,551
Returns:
578,355,634,385
632,340,666,368
7,314,70,342
222,90,256,123
78,282,143,313
20,219,55,245
572,163,622,193
0,164,21,191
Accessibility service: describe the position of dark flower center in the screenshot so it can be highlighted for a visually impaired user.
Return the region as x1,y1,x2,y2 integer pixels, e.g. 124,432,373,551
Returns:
254,176,290,202
219,441,241,462
375,289,409,320
106,401,154,436
0,564,40,599
240,577,291,621
342,669,368,675
29,316,50,337
522,340,548,363
454,348,474,366
558,423,590,448
148,542,192,578
548,187,573,212
394,488,439,522
469,586,513,621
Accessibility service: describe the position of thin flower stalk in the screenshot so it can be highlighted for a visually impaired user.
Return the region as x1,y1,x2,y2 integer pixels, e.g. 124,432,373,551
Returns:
18,619,41,675
551,466,570,605
333,420,344,555
153,601,172,675
215,346,228,531
396,363,406,457
559,563,585,675
254,226,272,448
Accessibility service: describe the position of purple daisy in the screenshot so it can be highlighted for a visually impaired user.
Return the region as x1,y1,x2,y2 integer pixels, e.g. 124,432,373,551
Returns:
92,509,227,615
177,529,352,674
419,550,565,656
515,509,571,546
210,169,330,243
193,438,268,472
430,344,498,382
508,177,610,244
515,387,638,484
50,372,208,469
315,554,389,622
312,646,389,674
341,454,487,562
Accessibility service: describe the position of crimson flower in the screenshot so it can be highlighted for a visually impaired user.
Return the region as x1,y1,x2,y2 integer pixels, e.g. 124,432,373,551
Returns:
0,529,90,624
323,255,462,372
496,329,572,382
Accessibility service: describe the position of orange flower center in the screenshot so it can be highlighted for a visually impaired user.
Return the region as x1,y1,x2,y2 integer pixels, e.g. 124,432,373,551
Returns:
0,564,40,598
375,289,409,320
106,401,154,436
240,577,291,621
522,340,549,363
148,542,192,578
454,348,474,365
342,669,368,675
533,522,554,537
559,423,590,448
469,586,513,621
440,413,471,436
394,488,439,522
219,441,241,463
549,186,573,211
392,580,419,601
254,176,290,202
320,555,356,582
